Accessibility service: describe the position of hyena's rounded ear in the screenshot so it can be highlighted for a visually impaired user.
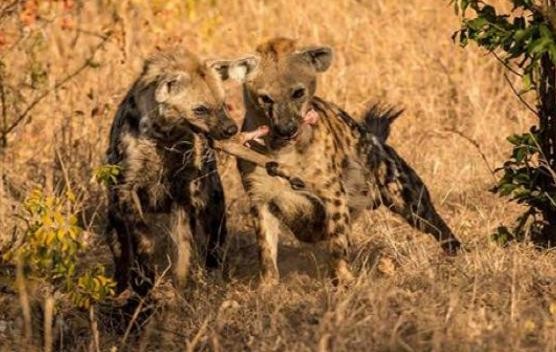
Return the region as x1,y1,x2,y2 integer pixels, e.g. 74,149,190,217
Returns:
207,56,260,82
154,73,189,103
295,46,333,73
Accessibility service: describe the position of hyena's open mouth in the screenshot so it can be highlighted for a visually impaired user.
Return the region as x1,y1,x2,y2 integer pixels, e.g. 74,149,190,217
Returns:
270,109,319,144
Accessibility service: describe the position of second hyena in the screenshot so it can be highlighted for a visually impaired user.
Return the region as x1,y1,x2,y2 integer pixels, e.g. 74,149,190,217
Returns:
106,48,258,295
238,38,461,284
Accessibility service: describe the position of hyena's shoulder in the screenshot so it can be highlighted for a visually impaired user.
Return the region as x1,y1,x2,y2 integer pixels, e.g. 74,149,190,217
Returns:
311,96,402,149
312,96,362,133
106,90,141,165
308,96,363,156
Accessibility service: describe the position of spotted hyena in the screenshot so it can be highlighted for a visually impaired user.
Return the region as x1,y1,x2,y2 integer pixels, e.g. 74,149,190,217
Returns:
237,38,461,285
105,48,259,295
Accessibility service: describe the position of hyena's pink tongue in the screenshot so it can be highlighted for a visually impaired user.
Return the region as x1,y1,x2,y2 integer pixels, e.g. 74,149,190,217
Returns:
303,109,319,125
240,125,270,144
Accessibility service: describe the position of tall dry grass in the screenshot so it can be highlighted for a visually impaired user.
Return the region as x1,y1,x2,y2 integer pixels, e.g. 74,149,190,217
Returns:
1,0,555,351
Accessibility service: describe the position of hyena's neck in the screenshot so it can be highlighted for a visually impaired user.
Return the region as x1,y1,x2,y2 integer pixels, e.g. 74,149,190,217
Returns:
162,133,209,173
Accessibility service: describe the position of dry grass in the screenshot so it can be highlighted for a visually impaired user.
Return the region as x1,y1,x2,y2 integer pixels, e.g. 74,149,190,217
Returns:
1,0,556,351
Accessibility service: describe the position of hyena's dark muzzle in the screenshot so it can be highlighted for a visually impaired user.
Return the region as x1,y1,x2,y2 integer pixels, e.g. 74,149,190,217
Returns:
270,103,301,140
208,106,238,140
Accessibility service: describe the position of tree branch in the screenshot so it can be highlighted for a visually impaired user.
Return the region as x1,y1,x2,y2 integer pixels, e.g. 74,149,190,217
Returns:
0,33,111,141
490,51,522,77
0,0,21,24
503,73,540,117
1,77,7,149
443,128,497,181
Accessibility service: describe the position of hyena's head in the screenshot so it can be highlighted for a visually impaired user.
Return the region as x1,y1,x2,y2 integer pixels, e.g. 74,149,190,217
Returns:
134,48,258,141
244,37,333,141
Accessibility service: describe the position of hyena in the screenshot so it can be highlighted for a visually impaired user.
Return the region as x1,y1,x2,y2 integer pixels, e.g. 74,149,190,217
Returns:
105,48,259,295
237,38,462,284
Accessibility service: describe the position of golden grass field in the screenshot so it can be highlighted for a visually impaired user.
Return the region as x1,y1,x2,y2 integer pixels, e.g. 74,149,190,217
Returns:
1,0,556,351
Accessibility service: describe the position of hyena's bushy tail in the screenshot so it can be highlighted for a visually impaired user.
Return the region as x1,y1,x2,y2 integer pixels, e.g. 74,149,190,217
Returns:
360,104,404,143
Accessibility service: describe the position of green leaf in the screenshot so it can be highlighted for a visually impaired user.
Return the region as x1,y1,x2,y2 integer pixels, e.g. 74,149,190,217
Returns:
528,37,551,56
461,0,470,14
507,134,523,145
539,24,553,40
522,72,532,90
514,146,527,162
467,17,488,31
498,183,517,196
549,44,556,65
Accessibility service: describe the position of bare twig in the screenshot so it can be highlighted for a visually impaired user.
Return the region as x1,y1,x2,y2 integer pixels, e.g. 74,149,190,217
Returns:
0,76,7,149
490,51,523,77
89,305,100,352
503,73,540,117
186,318,211,352
0,33,111,140
120,298,147,350
55,145,73,197
44,293,55,352
16,258,32,348
0,88,5,229
443,128,497,181
119,257,173,351
0,0,20,23
74,28,112,40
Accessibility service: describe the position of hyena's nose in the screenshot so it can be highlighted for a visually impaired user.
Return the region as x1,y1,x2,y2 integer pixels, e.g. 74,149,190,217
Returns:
276,120,298,139
224,124,238,137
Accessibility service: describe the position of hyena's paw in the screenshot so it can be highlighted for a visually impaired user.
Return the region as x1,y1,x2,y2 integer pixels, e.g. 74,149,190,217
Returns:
331,260,355,287
259,262,280,288
112,288,134,307
259,272,280,290
265,161,306,190
441,239,462,257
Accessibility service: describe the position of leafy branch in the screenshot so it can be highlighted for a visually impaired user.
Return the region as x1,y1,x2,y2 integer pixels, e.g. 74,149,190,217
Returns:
452,0,556,244
4,189,115,309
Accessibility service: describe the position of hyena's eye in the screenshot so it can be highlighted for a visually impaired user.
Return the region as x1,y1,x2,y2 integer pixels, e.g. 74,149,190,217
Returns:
193,105,210,116
259,94,274,105
291,88,305,100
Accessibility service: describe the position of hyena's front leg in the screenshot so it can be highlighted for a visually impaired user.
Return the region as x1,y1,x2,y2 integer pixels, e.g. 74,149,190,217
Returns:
375,146,461,255
320,192,354,284
170,205,194,288
190,173,228,269
130,222,157,296
107,207,134,293
268,190,354,284
252,204,281,285
107,206,156,296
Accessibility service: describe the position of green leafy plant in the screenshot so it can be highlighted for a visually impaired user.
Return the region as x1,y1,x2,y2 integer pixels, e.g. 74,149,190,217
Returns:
4,189,115,309
452,0,556,245
93,164,121,187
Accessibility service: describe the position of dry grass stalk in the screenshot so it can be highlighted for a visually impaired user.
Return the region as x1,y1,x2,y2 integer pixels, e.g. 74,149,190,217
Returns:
89,305,100,352
15,258,32,349
119,258,173,351
43,293,54,352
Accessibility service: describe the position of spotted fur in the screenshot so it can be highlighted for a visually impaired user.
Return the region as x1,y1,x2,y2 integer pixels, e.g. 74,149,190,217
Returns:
105,48,258,295
238,38,461,284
